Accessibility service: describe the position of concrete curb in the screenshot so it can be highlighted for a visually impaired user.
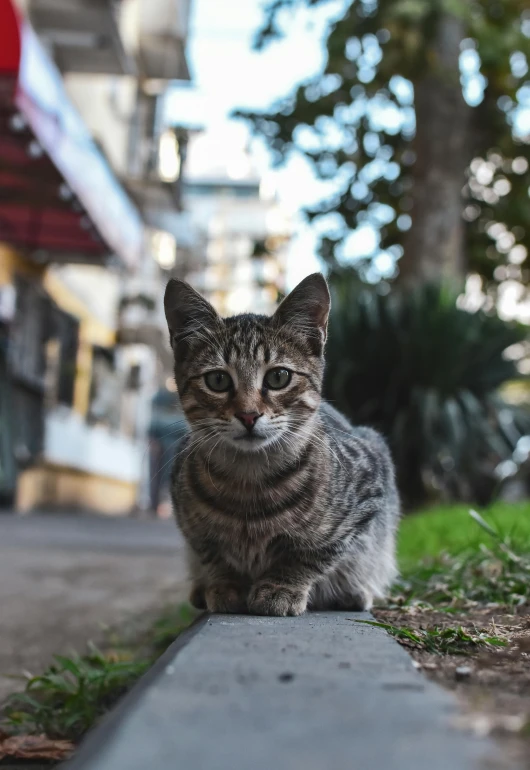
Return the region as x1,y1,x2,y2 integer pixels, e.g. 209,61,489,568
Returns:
65,612,506,770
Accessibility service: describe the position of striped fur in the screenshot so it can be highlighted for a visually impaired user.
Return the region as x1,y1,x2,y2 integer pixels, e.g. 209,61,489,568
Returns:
164,273,400,616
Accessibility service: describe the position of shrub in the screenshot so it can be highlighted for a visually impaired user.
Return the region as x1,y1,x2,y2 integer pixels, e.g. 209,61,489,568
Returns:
324,276,530,508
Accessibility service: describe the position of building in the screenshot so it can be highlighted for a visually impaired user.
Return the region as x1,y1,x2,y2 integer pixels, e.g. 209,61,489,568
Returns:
177,133,291,316
0,0,191,514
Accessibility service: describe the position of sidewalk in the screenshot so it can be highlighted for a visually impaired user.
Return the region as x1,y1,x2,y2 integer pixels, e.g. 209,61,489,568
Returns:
0,513,187,702
67,613,509,770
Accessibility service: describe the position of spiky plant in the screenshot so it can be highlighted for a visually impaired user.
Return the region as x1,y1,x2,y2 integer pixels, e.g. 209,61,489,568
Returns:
324,276,530,508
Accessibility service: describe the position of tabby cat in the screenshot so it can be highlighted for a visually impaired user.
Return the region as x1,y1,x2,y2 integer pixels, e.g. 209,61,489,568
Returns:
164,273,399,616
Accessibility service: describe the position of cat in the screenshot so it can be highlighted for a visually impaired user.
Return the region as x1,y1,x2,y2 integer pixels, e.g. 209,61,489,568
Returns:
164,273,400,616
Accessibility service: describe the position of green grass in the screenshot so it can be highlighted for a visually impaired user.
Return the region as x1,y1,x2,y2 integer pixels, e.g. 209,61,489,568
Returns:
398,501,530,573
354,620,507,655
375,503,530,653
148,602,198,654
1,603,198,741
3,646,149,739
393,502,530,609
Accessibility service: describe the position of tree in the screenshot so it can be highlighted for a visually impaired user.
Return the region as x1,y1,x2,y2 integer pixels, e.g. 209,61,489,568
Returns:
237,0,530,290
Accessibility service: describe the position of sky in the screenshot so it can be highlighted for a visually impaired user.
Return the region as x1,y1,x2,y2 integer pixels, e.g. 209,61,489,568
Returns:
166,0,348,286
166,0,530,294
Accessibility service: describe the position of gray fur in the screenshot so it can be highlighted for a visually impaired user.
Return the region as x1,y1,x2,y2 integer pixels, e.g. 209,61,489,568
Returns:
165,273,400,616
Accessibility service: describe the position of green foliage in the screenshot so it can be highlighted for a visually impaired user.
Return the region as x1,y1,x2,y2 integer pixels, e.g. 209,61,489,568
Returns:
395,506,530,607
397,501,530,569
324,276,530,505
148,603,198,654
369,506,527,668
3,646,149,740
355,619,508,653
396,544,530,607
239,0,530,287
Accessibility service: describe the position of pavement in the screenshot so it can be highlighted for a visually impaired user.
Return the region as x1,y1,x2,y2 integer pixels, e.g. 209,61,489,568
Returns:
0,512,187,703
67,612,508,770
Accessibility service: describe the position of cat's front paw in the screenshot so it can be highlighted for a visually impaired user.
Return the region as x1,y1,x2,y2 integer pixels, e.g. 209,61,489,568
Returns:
248,583,308,617
204,583,247,614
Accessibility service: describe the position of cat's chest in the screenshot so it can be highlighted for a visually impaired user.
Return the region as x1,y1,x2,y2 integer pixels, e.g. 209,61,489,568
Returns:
219,520,277,577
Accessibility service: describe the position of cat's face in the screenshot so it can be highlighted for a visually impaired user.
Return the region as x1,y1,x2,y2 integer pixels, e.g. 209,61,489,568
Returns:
164,274,330,453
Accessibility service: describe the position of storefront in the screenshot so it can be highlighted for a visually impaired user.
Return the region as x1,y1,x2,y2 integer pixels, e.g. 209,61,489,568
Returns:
0,0,148,513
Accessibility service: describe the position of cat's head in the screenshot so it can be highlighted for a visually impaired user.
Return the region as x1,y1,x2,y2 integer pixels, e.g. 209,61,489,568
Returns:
164,274,330,452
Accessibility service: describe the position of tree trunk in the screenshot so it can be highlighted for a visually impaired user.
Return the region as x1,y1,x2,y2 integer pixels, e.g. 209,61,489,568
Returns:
398,13,472,286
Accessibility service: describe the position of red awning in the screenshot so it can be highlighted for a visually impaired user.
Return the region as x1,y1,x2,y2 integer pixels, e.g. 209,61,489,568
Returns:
0,0,143,269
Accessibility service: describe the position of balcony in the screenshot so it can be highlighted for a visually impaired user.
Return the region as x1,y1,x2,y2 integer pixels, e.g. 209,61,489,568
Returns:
134,0,191,80
126,126,188,216
27,0,135,75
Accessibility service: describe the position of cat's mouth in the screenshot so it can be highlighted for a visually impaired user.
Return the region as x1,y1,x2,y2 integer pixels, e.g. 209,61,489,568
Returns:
233,432,267,442
229,430,274,449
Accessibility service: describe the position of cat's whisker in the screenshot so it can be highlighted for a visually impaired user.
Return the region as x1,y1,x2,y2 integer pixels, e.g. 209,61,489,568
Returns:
164,273,399,616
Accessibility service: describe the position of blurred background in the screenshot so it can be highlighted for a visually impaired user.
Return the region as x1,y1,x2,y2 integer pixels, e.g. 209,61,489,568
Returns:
1,0,530,518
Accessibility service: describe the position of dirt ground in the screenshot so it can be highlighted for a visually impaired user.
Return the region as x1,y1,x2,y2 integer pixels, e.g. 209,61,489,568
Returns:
0,513,189,704
374,604,530,768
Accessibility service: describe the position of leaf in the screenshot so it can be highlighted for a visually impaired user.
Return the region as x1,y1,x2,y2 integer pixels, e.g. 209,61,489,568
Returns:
468,509,522,563
350,619,423,644
5,693,43,710
54,655,83,677
353,619,507,654
476,634,506,648
468,509,500,539
28,673,77,694
0,733,74,761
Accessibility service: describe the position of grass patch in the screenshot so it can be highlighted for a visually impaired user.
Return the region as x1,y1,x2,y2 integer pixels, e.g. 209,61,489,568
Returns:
394,504,530,609
3,646,149,740
355,620,507,655
398,501,530,573
148,602,197,655
395,548,530,608
1,603,198,742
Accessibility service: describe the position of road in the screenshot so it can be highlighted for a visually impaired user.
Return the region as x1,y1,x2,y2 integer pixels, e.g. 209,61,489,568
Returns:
0,513,187,702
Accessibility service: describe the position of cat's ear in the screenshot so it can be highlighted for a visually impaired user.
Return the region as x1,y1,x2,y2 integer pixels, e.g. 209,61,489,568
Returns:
164,279,220,350
273,273,330,345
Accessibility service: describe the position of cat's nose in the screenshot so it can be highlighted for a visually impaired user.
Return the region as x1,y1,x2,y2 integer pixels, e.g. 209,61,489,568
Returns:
235,411,261,432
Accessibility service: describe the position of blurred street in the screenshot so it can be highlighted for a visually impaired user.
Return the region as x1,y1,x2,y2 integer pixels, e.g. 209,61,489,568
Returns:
0,513,187,702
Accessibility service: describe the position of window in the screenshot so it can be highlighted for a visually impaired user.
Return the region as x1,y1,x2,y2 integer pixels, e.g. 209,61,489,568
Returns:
9,276,54,392
54,308,79,407
88,347,121,430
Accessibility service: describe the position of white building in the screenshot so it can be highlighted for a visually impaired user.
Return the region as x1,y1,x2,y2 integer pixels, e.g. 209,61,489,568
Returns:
180,133,291,316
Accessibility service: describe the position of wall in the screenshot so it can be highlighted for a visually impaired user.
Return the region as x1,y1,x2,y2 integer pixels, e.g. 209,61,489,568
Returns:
44,407,142,478
0,244,46,286
44,268,116,417
16,465,137,515
64,74,137,177
16,409,144,514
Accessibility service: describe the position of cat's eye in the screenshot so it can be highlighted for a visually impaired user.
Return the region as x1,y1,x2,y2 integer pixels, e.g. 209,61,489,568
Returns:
204,371,232,392
264,368,292,390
